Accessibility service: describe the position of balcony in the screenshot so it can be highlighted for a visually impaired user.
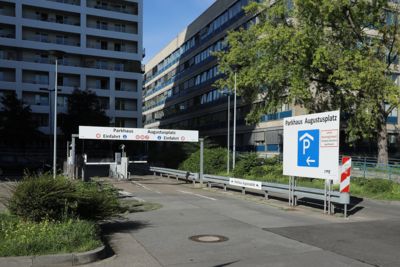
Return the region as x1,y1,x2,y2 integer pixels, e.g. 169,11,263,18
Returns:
46,0,80,5
22,8,80,27
0,2,15,17
22,27,80,47
86,0,138,15
86,39,137,54
0,24,15,39
86,16,138,35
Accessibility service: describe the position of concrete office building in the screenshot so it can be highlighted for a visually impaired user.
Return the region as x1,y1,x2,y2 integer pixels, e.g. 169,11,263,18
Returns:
0,0,143,140
143,0,295,154
143,0,400,155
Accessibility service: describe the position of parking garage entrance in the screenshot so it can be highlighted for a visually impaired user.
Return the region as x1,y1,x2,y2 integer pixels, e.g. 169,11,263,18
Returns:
66,126,202,181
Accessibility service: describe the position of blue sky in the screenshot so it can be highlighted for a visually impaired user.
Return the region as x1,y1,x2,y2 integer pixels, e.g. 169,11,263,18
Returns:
143,0,215,63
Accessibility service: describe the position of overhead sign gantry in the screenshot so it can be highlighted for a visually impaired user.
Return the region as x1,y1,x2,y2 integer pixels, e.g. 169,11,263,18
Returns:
68,126,203,184
79,126,199,142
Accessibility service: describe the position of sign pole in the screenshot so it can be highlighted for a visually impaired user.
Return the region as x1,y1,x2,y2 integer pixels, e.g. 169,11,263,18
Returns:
288,176,292,206
328,180,332,215
294,177,297,206
324,180,327,214
200,138,204,186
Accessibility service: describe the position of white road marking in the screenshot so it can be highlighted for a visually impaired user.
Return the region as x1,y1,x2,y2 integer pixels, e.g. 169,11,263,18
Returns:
132,181,161,194
177,190,217,201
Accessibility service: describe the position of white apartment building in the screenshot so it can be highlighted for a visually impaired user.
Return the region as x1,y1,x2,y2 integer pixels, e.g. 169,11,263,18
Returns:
0,0,143,136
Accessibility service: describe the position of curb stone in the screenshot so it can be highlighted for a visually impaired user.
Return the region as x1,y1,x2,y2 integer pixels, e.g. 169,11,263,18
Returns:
0,245,107,267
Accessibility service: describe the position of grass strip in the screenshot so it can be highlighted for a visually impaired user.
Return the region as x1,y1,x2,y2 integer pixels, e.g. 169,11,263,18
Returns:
0,213,101,257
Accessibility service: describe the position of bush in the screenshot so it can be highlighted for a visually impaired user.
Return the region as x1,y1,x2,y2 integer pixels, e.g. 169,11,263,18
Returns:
233,153,265,178
73,182,122,221
0,213,101,256
8,173,122,222
179,147,227,174
8,174,76,222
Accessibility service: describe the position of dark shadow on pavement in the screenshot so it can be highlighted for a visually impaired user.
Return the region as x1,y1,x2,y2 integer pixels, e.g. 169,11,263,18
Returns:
213,260,241,267
100,219,151,235
99,219,152,259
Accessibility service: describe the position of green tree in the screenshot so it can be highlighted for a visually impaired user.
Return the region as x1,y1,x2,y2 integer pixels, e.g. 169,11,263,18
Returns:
0,92,40,148
216,0,400,164
59,89,109,139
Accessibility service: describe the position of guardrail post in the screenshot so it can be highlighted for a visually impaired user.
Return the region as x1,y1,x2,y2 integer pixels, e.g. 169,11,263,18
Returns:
264,191,269,200
224,184,227,191
242,187,245,195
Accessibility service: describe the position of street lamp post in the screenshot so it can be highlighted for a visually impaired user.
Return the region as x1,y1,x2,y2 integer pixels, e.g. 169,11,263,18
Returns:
49,50,65,178
53,58,58,179
232,72,237,169
222,89,231,174
227,92,230,174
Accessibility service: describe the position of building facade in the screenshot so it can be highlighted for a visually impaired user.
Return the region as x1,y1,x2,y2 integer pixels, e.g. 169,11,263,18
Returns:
143,0,294,154
143,0,400,155
0,0,143,138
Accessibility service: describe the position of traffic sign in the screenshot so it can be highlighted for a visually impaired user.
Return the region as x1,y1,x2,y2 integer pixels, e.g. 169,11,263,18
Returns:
297,130,319,167
283,110,340,181
79,126,199,142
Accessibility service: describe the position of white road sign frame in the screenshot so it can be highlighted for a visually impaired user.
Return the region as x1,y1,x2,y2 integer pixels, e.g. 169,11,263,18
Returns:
283,110,340,181
79,126,199,142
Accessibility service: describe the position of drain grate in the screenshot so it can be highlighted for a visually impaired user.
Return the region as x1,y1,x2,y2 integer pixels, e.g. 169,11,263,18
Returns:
189,235,229,243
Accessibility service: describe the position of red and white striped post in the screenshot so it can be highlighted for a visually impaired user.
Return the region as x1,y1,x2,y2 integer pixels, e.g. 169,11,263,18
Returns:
340,157,351,218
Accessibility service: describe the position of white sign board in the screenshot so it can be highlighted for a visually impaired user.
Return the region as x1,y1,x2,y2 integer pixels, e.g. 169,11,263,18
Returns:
79,126,199,142
229,178,262,190
283,110,340,181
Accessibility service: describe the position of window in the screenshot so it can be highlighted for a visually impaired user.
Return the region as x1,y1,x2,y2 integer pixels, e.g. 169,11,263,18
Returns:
40,13,48,21
101,41,108,50
56,15,64,24
100,79,108,89
114,43,121,51
58,75,64,86
115,80,121,90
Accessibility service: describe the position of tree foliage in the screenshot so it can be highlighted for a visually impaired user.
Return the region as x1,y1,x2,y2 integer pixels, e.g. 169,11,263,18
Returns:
216,0,400,163
0,92,40,148
59,89,109,138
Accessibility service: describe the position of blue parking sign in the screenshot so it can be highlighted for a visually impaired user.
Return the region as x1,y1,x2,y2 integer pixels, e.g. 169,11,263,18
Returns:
298,130,319,167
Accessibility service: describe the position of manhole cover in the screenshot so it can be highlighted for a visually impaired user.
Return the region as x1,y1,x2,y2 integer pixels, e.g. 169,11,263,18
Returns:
189,235,229,243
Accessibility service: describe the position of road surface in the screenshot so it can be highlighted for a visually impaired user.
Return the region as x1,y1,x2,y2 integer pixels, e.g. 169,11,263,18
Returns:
83,175,400,267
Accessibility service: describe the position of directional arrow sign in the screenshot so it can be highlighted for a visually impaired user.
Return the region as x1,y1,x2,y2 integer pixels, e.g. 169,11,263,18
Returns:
306,156,316,166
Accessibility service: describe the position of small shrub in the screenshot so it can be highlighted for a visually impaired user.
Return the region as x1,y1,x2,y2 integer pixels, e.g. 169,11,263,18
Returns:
74,182,122,221
8,174,122,222
233,153,265,178
179,147,227,174
249,166,267,178
8,174,76,222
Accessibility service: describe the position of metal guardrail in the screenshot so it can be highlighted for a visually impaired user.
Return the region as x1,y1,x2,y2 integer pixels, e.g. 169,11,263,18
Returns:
150,167,199,182
149,167,345,206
